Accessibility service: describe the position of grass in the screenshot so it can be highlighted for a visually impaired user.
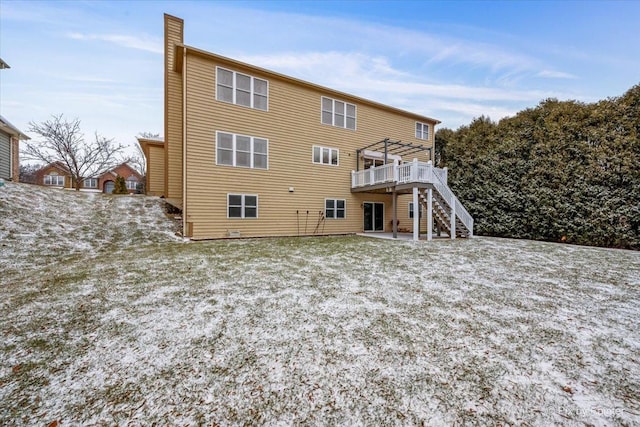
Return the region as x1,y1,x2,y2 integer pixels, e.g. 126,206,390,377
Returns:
1,182,639,425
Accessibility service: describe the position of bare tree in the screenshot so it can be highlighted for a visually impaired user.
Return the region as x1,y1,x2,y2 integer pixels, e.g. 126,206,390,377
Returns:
23,114,126,191
138,131,160,139
19,164,40,184
130,139,147,177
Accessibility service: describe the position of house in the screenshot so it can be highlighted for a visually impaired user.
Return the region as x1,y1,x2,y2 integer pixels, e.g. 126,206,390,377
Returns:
34,161,73,189
0,59,29,183
136,136,165,196
0,115,29,182
147,14,473,241
35,161,142,193
97,162,143,194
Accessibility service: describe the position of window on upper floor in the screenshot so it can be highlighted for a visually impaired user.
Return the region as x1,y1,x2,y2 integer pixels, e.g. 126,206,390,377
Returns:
216,67,268,111
416,122,430,140
325,198,346,219
228,194,258,219
44,174,65,186
312,145,339,166
321,97,356,130
83,178,98,188
217,131,268,169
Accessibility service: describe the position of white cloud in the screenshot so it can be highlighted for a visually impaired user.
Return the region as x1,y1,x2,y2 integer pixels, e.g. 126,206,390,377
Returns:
67,32,162,54
537,69,578,79
240,51,560,103
202,6,541,79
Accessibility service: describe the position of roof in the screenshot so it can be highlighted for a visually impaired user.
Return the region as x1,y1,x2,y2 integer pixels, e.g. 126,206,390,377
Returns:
137,136,165,154
140,135,164,142
136,136,164,145
0,58,9,69
0,115,30,140
175,44,441,125
97,162,142,179
38,161,71,175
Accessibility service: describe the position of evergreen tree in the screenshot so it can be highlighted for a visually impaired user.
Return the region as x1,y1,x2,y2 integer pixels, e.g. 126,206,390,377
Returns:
438,84,640,249
113,176,128,194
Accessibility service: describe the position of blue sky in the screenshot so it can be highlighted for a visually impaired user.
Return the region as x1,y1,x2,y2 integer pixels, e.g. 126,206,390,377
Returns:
1,1,639,156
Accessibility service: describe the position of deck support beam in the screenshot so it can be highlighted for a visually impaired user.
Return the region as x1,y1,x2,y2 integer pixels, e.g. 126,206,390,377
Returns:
392,190,398,239
412,186,419,241
427,187,433,241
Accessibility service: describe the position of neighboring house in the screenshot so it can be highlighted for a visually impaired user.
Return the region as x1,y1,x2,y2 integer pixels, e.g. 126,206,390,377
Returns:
97,162,143,194
0,58,29,183
136,136,165,196
152,14,473,240
0,115,29,182
34,161,73,189
34,161,142,193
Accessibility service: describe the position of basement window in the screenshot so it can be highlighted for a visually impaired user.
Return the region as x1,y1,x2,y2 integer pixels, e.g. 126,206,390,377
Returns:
228,194,258,219
325,198,346,219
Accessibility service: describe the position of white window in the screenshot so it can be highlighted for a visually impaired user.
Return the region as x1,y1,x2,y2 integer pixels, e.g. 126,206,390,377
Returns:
416,122,430,140
325,199,346,219
228,194,258,218
409,202,423,219
321,97,356,130
83,178,98,188
312,146,339,166
44,174,65,186
126,176,139,190
217,132,268,169
216,67,268,111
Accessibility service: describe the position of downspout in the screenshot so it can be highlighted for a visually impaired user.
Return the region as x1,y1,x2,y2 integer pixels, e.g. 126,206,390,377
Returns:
182,47,188,237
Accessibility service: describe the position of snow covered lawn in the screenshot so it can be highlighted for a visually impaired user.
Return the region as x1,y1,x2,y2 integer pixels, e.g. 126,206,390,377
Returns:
1,182,639,425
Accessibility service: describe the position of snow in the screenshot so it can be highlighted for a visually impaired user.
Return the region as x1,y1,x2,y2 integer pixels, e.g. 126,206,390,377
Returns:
1,182,639,425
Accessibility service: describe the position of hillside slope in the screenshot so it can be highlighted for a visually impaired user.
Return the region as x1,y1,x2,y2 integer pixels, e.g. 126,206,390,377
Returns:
0,182,179,274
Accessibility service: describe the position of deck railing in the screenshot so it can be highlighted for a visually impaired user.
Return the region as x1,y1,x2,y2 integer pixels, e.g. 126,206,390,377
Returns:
351,160,473,235
352,160,443,188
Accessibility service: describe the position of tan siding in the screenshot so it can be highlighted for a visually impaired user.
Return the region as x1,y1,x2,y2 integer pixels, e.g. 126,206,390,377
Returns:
164,15,184,201
181,53,436,239
147,145,165,196
397,194,429,233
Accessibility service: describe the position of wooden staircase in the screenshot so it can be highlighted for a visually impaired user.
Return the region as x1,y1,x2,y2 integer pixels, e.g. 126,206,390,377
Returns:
418,185,473,238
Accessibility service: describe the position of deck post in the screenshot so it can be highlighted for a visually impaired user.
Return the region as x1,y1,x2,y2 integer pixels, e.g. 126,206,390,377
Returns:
392,190,398,239
427,187,433,241
393,159,399,182
450,194,456,240
413,186,419,241
384,138,388,165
